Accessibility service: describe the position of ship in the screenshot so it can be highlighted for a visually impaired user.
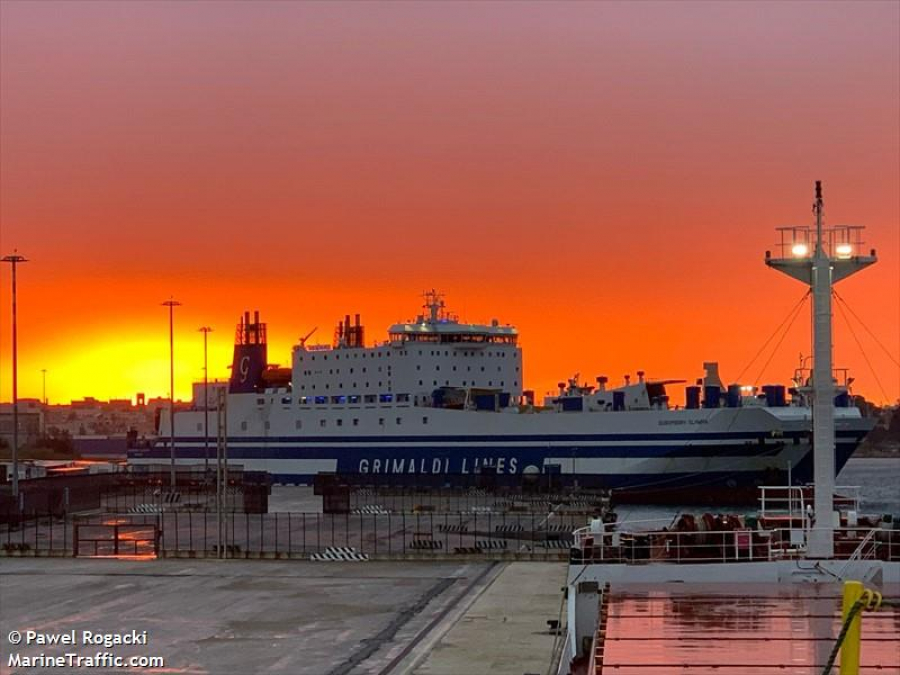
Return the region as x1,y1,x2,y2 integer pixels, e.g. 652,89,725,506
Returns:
128,286,874,504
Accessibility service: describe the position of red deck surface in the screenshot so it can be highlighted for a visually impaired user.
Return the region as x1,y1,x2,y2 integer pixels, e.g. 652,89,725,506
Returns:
598,583,900,674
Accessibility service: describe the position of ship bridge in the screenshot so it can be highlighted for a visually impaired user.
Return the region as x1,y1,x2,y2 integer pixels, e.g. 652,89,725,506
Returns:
387,290,518,345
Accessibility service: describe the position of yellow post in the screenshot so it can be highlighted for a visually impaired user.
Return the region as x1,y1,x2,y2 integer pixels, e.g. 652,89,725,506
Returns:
839,580,864,675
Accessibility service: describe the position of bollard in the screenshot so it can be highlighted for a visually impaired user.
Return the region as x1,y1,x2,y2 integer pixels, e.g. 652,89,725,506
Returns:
840,580,864,675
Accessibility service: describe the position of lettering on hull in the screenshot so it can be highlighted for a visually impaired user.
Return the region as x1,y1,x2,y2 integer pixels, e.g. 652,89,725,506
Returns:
358,457,519,474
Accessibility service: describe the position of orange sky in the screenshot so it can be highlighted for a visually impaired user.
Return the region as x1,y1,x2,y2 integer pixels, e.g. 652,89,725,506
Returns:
1,1,898,405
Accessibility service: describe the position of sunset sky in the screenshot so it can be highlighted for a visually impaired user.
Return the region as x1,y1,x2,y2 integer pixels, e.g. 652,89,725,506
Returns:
1,0,898,405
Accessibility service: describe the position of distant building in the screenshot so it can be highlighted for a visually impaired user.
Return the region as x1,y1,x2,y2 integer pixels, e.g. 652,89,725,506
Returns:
0,401,43,448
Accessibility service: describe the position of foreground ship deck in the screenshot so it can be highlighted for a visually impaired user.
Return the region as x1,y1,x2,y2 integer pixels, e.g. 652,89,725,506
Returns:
582,583,900,675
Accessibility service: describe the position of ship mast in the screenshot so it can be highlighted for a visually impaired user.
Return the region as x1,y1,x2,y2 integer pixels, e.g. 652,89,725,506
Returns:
765,181,876,558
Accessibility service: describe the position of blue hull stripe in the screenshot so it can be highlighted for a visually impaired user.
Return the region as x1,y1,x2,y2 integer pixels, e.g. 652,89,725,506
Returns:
155,430,862,445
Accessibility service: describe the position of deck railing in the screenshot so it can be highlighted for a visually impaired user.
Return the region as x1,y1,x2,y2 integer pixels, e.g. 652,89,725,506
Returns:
571,524,899,564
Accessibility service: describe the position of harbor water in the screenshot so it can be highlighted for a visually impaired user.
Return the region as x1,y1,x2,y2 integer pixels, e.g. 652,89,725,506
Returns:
613,456,900,530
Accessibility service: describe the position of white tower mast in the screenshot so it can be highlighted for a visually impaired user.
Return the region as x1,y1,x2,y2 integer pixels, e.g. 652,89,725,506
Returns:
765,181,876,558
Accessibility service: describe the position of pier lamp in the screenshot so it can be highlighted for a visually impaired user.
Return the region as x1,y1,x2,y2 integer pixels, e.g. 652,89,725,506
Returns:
162,298,181,490
1,252,27,501
199,326,213,476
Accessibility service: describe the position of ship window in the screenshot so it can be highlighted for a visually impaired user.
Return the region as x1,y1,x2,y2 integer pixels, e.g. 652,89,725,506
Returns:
445,380,449,385
481,367,485,371
498,366,502,371
324,355,328,360
396,417,402,425
363,367,367,372
265,421,270,430
422,416,428,424
463,380,467,385
320,419,326,427
364,394,376,403
311,356,315,361
452,366,457,371
467,366,471,371
325,384,330,389
257,397,265,405
353,418,359,426
416,365,421,370
295,420,302,429
433,380,437,386
241,421,248,431
501,381,504,386
315,396,327,404
350,368,354,373
379,393,393,403
419,380,423,385
336,419,342,427
196,423,202,431
379,417,384,425
514,381,518,387
331,395,346,404
489,381,493,386
419,350,423,355
349,395,360,404
397,393,410,402
436,365,440,371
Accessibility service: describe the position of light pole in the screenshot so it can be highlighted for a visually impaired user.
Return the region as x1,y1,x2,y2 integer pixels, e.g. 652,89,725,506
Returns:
1,252,27,501
199,326,213,477
162,298,181,490
40,369,47,436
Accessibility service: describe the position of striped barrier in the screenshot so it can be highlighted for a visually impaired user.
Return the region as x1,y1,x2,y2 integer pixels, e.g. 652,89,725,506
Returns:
128,504,164,514
475,540,508,550
409,540,444,550
310,546,369,562
352,505,391,515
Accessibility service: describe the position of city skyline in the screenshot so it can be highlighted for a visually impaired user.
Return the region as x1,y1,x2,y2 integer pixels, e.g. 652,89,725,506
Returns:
1,1,898,405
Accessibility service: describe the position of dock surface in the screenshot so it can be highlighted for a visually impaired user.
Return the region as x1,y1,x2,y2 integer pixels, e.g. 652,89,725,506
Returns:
0,558,565,675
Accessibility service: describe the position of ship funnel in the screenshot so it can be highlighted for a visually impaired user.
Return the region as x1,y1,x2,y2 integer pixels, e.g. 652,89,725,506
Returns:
229,310,268,393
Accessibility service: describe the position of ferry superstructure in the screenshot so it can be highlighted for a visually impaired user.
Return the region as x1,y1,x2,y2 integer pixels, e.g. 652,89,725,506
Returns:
129,287,874,503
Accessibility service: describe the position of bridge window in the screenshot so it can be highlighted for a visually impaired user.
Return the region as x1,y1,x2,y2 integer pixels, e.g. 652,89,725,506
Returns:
319,419,326,427
422,416,428,424
353,418,359,426
396,417,402,425
240,421,248,430
336,419,342,427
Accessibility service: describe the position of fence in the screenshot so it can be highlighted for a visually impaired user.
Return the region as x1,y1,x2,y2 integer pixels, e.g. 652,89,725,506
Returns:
1,509,583,561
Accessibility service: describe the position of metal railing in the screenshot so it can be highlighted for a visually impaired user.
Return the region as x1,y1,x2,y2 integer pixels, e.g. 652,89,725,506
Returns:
571,524,899,565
